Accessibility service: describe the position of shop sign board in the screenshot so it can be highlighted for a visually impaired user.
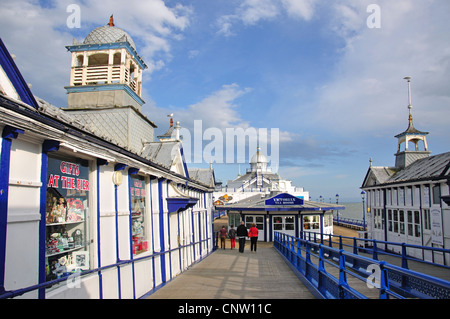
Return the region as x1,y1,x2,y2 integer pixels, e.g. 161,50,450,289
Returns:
265,193,304,206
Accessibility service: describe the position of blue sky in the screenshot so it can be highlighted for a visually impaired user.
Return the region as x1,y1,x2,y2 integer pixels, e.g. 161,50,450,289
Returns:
1,0,450,201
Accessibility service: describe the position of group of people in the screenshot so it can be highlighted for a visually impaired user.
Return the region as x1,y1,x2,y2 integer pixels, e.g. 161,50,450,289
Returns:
218,221,259,253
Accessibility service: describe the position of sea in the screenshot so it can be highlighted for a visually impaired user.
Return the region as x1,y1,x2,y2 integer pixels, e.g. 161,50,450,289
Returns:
336,202,365,221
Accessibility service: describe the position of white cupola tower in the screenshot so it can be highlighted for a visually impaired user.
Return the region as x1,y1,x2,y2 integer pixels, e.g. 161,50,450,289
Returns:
62,16,156,154
394,77,431,169
65,15,146,111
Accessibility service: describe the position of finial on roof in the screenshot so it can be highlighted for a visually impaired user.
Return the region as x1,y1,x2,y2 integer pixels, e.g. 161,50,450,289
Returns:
404,76,412,116
108,15,115,27
167,113,174,127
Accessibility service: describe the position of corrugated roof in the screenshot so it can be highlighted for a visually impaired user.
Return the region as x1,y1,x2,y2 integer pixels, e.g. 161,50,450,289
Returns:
363,152,450,187
389,152,450,183
188,168,215,188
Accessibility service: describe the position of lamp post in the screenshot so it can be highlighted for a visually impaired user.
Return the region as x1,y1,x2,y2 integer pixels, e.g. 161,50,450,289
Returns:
335,194,340,226
361,191,366,231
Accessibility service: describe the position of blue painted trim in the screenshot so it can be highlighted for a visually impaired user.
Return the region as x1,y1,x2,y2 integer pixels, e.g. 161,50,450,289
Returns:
66,42,147,70
127,174,136,299
96,159,108,299
179,146,189,179
0,39,38,109
38,140,59,299
166,197,198,213
166,182,173,280
158,178,166,283
128,167,139,175
177,212,181,272
268,214,273,242
65,84,145,106
198,210,202,257
0,127,23,294
203,194,208,252
114,163,128,171
191,209,196,261
149,177,156,289
114,183,121,299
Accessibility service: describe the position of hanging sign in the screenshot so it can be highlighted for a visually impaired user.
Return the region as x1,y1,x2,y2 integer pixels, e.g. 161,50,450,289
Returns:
431,207,444,245
265,193,304,206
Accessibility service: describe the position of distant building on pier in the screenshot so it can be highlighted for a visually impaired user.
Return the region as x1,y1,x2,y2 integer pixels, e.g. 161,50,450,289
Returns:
361,77,449,264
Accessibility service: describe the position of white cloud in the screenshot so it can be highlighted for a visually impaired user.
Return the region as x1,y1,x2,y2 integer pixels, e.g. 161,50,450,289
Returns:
309,0,450,140
0,0,192,106
216,0,318,36
177,83,252,131
280,0,317,20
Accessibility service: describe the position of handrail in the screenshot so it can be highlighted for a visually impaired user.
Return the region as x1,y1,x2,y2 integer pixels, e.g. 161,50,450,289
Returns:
0,235,213,299
333,217,366,228
274,232,450,299
300,230,450,269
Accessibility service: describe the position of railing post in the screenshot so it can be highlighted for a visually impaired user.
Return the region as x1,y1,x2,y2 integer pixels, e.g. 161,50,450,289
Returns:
378,261,389,299
338,250,349,299
339,236,343,250
305,242,311,264
372,240,378,260
297,239,302,272
318,245,326,295
401,243,408,269
353,237,358,255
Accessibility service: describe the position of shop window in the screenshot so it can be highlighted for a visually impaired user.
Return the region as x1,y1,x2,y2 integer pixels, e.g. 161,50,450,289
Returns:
324,213,333,227
407,210,421,238
228,213,241,228
393,210,399,233
387,210,392,232
45,155,90,282
130,175,148,256
399,210,405,235
285,216,295,230
273,216,283,230
432,185,441,205
303,215,320,230
423,209,431,230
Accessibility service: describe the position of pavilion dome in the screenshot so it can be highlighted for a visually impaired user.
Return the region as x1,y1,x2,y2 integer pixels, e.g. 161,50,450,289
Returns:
83,16,136,50
250,147,268,164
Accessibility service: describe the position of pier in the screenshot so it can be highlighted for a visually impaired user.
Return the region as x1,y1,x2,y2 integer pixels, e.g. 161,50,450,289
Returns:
146,216,450,300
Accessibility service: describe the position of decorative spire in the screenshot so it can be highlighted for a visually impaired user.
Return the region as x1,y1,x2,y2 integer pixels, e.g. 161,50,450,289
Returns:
404,76,413,125
108,15,115,27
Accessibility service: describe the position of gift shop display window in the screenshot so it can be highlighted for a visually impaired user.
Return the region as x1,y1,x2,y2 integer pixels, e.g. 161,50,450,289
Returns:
45,154,90,282
303,215,320,230
130,175,148,256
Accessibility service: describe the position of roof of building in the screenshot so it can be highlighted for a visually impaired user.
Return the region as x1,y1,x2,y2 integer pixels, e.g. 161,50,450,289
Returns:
395,114,429,138
83,16,136,50
250,147,268,164
188,168,215,188
362,151,450,188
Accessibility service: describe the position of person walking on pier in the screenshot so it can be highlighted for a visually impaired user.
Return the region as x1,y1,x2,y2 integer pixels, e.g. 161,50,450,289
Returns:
248,223,259,252
219,226,227,249
236,221,248,253
228,225,236,249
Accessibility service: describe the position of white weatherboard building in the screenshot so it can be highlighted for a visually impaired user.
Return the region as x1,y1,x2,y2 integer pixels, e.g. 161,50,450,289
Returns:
361,77,450,265
0,18,215,299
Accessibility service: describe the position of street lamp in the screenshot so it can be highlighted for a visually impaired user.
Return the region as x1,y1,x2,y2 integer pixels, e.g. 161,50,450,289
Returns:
335,194,340,226
361,191,366,231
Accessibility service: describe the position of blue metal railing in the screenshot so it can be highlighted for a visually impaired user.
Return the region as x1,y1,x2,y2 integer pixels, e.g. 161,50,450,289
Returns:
333,217,366,229
274,232,450,299
300,231,450,269
0,236,214,299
